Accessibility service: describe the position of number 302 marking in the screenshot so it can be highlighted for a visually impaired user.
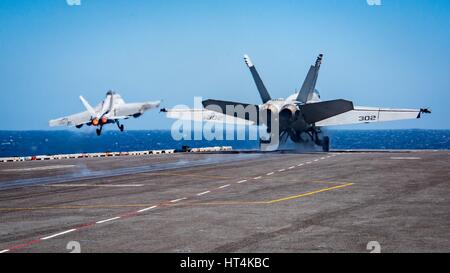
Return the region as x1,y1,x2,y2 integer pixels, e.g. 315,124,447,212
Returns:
358,115,377,122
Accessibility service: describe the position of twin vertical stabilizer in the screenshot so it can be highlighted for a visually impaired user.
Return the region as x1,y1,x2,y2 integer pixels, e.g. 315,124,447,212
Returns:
297,54,323,103
244,54,272,103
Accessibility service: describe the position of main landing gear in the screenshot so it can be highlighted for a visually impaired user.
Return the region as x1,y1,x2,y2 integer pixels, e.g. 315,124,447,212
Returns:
320,136,330,152
116,120,124,132
96,126,103,136
95,121,124,136
308,127,330,152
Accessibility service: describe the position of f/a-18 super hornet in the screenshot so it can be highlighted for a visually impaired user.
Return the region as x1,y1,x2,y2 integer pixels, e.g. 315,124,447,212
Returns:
163,54,430,151
49,91,160,135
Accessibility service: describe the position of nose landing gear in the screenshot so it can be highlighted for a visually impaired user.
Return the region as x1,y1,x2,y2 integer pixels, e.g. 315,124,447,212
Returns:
286,127,331,152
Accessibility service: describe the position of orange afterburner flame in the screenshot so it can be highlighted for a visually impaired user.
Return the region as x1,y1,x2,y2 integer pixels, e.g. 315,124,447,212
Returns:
101,116,108,124
92,118,99,126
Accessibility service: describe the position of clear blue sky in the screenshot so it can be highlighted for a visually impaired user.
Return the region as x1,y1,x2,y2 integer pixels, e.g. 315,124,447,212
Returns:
0,0,449,130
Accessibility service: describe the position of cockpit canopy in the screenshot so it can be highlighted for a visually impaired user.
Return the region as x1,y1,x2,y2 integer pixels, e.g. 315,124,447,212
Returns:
307,89,321,102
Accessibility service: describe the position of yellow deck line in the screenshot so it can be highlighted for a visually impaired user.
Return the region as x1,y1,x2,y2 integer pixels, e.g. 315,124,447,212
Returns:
265,183,354,204
0,183,354,211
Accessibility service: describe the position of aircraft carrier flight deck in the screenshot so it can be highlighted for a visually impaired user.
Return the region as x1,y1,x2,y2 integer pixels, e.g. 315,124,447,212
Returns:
0,150,449,253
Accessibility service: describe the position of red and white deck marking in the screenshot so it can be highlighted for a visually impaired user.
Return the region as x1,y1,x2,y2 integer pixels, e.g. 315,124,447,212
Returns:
170,197,187,203
41,229,77,240
137,206,157,213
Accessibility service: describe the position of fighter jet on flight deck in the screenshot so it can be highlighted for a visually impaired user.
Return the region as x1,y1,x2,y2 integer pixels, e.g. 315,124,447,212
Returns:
162,54,430,151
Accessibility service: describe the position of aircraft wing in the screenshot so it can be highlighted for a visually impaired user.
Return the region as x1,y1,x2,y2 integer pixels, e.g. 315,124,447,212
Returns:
49,111,92,127
111,101,160,118
202,99,260,124
162,108,256,125
315,106,429,127
300,99,354,124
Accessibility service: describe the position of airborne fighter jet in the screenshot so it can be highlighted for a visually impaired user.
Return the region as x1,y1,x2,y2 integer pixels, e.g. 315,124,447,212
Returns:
163,54,431,151
49,91,160,135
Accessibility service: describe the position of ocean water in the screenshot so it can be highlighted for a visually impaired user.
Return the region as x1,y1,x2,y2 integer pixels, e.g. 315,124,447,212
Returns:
0,129,449,157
